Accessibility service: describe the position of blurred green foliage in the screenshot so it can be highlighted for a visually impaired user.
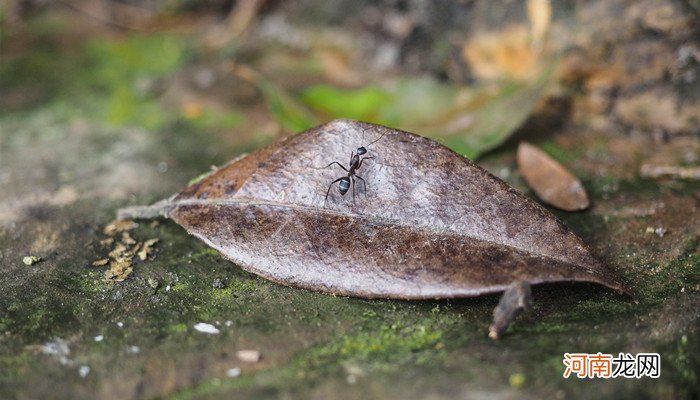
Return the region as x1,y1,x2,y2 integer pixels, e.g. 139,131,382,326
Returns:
2,12,550,157
255,74,319,132
1,25,243,132
85,35,186,85
301,85,392,122
294,73,551,158
84,35,187,130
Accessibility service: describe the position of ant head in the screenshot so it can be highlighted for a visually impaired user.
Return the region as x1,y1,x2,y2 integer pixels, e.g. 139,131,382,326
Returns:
356,146,367,156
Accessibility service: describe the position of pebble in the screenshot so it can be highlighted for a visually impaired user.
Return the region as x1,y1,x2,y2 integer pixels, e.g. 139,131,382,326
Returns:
236,350,261,363
23,256,42,266
78,365,91,378
193,323,220,334
212,278,226,289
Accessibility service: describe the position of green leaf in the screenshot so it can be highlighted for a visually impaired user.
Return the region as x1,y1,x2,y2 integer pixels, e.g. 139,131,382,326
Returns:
301,85,392,122
294,64,554,158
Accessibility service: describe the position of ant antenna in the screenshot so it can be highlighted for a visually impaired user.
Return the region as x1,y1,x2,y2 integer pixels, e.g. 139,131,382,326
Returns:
364,130,386,148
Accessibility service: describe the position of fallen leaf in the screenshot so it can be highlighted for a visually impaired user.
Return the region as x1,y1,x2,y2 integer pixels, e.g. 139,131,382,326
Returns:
517,141,590,211
301,84,392,122
299,74,552,159
119,120,627,300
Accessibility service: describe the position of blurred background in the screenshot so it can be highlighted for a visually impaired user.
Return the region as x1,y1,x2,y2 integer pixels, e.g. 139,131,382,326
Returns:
0,1,699,399
1,0,698,196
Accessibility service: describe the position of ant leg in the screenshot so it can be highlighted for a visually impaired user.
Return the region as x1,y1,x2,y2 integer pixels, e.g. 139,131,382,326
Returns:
349,151,354,165
357,156,374,170
325,161,348,172
355,175,367,195
324,177,346,208
350,176,356,207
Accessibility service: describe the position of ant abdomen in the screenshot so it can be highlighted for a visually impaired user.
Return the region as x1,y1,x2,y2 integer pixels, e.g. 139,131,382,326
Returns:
338,177,351,195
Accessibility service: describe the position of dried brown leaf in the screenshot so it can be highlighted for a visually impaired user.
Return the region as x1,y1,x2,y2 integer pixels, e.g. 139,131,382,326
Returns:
123,243,141,259
103,219,138,236
517,142,590,211
462,25,540,81
119,120,627,299
108,243,127,260
121,232,136,245
92,258,109,267
138,239,159,261
104,259,133,283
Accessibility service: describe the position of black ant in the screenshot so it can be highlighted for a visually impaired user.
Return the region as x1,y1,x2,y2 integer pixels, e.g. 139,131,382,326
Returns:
323,130,386,208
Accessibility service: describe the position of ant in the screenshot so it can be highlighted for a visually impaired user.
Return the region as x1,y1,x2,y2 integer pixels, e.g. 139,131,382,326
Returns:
323,130,386,208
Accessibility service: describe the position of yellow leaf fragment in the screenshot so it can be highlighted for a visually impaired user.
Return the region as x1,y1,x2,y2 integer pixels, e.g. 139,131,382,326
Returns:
103,220,138,236
92,258,109,267
138,239,160,261
104,259,133,282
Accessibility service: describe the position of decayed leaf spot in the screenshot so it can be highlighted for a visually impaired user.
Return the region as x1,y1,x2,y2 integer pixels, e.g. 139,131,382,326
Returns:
517,141,590,212
120,120,627,300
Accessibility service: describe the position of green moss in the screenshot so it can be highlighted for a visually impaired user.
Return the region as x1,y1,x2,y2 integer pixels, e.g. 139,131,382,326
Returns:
226,279,258,294
211,287,235,300
634,245,700,305
170,282,190,292
317,322,444,364
662,334,699,392
0,352,33,382
169,323,189,335
189,248,222,260
172,309,455,399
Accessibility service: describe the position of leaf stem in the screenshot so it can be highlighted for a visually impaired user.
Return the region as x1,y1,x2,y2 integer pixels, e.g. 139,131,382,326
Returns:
116,199,173,220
